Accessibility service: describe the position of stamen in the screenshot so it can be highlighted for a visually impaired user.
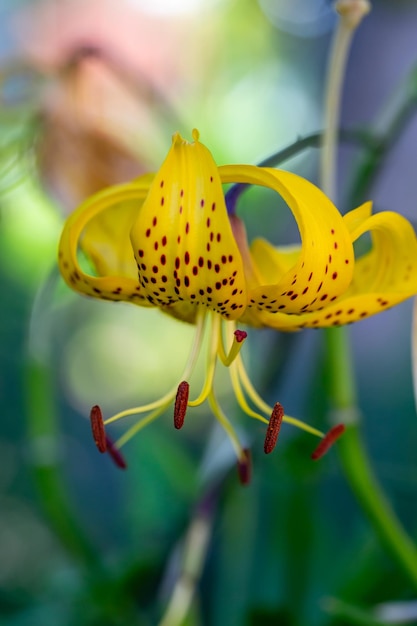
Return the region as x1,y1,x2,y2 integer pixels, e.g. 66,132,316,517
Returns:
235,355,324,437
90,405,107,452
105,436,127,469
311,423,345,460
188,313,219,407
208,390,244,460
234,329,247,343
174,381,189,429
218,322,247,367
237,449,251,485
264,402,284,454
103,310,207,425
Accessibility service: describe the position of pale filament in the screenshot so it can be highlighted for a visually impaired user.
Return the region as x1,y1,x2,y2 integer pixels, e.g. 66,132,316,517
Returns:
104,308,207,426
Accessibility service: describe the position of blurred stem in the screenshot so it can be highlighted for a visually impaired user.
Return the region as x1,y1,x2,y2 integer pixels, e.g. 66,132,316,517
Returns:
224,128,375,215
158,489,216,626
26,356,101,570
323,596,390,626
321,0,417,591
324,329,417,589
348,62,417,209
320,0,371,201
26,269,100,570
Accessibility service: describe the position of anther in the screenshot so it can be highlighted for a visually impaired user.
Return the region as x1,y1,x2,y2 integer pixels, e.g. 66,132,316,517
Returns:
90,405,107,452
234,329,247,343
174,381,189,429
105,436,127,469
264,402,284,454
237,448,251,485
311,423,345,460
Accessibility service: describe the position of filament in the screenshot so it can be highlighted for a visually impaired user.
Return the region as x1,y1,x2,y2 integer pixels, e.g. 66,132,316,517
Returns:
104,309,207,425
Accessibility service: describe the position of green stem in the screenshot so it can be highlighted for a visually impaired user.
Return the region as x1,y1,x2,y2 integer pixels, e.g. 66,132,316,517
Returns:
325,327,417,589
25,268,101,570
25,356,101,569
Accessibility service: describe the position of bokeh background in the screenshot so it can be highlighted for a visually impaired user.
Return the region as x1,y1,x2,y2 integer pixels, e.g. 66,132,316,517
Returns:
1,1,417,625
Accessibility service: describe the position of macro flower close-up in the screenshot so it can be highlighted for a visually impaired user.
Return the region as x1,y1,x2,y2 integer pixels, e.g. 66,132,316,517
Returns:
4,1,417,624
58,128,417,473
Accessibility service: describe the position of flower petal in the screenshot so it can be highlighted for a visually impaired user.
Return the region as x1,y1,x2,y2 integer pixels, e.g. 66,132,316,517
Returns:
130,130,247,320
220,165,354,320
240,203,417,329
58,179,153,304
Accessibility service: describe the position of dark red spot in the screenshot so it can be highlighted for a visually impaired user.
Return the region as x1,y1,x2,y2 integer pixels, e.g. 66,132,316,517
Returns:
160,254,166,265
185,251,190,265
153,216,157,226
152,266,158,273
192,266,198,275
175,257,180,269
332,272,338,280
184,276,190,287
198,257,204,267
185,222,190,234
138,249,144,257
217,233,221,242
162,236,167,246
200,199,205,207
214,264,220,273
212,202,216,211
146,229,151,237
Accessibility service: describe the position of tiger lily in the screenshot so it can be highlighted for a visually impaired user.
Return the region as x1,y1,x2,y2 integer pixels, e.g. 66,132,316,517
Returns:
58,129,417,480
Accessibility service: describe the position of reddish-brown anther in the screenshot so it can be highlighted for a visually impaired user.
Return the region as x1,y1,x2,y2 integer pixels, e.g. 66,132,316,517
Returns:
105,436,127,469
264,402,284,454
237,448,251,485
90,405,107,453
234,329,247,343
174,381,189,429
311,423,346,460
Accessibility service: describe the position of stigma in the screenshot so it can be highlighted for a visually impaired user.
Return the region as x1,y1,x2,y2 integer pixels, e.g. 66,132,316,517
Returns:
88,310,344,482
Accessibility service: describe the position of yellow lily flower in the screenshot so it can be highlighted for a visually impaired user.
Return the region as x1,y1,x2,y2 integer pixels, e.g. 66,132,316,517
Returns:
58,129,417,480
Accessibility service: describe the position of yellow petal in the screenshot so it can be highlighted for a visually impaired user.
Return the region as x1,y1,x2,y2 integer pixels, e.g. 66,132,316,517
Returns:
220,165,354,319
58,179,153,304
130,130,247,320
241,204,417,329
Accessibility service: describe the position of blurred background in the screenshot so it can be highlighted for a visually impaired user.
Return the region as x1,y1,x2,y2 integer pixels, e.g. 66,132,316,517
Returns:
1,0,417,625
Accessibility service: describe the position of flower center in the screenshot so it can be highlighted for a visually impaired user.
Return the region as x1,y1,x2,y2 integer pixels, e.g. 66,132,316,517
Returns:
88,310,344,482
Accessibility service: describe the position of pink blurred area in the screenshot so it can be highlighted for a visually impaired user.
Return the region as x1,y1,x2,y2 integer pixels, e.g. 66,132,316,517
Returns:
14,0,200,95
8,0,214,210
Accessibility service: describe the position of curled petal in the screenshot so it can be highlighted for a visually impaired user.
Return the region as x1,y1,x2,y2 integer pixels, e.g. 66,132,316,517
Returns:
58,179,154,305
219,165,354,321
